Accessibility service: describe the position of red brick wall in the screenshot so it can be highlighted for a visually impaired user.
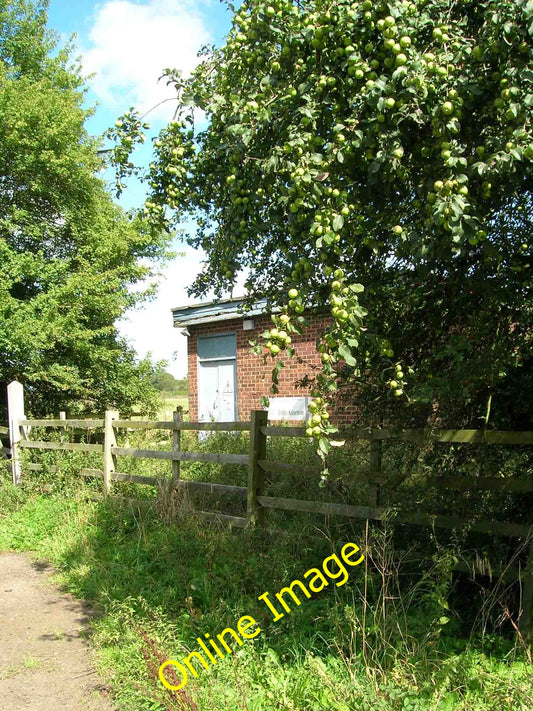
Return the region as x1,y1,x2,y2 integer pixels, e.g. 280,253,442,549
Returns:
186,313,359,424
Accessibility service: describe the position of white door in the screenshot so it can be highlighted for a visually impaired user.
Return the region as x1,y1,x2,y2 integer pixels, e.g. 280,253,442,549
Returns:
198,360,236,422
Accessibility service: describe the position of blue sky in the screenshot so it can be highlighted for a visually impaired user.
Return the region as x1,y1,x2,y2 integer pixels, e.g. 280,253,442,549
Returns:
46,0,237,377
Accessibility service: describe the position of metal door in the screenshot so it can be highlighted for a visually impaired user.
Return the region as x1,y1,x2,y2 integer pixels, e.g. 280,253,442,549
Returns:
198,360,236,422
197,333,237,423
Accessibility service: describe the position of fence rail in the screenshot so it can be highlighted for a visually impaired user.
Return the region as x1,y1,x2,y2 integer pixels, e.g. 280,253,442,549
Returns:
3,380,533,643
19,419,104,428
261,426,533,445
19,440,103,453
0,424,9,458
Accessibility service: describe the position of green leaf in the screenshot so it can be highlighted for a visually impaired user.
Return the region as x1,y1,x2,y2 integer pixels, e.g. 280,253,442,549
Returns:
329,440,346,447
318,437,330,455
350,283,364,293
338,344,356,366
332,214,344,232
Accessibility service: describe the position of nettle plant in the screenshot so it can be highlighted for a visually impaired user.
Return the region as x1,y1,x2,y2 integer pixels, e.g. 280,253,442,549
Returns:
111,0,532,470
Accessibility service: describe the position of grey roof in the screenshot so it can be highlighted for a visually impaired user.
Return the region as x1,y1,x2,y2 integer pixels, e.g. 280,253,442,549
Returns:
171,296,268,327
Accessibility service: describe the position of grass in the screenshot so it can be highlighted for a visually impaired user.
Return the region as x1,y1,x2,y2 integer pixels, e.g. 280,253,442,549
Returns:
0,655,45,680
157,395,189,420
0,471,531,710
1,423,532,709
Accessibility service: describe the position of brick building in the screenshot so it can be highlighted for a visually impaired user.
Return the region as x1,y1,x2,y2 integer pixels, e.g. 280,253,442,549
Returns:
172,298,358,424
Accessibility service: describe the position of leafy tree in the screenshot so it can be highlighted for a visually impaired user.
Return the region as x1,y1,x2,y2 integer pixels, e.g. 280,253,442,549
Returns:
175,377,188,396
0,0,171,416
130,1,531,440
152,370,188,395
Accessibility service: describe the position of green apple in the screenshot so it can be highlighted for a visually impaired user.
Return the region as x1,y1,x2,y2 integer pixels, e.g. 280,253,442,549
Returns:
441,101,454,115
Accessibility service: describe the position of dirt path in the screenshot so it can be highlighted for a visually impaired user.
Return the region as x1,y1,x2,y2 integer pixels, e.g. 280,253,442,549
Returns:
0,552,117,710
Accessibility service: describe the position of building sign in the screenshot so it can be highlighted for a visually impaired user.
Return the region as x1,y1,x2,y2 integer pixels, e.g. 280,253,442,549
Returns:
267,397,311,422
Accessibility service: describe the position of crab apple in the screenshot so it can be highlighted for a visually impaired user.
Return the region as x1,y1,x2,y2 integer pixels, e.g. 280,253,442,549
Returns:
441,101,454,115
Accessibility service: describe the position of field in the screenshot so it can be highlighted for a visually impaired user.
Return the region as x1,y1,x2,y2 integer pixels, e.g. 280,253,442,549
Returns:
156,395,189,420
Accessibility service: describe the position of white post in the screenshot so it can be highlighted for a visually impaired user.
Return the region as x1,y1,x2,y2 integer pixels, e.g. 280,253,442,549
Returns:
7,381,25,486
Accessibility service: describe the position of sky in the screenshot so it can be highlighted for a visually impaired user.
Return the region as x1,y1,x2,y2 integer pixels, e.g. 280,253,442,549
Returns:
46,0,237,378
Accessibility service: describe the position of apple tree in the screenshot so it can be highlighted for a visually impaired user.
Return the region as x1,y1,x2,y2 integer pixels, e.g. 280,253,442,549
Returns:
139,0,532,442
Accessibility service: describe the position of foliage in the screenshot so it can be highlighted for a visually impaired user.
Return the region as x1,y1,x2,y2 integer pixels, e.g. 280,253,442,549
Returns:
152,371,188,396
0,481,531,710
0,0,171,416
122,0,533,434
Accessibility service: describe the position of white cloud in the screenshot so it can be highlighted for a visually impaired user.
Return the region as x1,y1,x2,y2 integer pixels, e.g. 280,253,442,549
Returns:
117,246,203,378
117,245,249,378
82,0,212,120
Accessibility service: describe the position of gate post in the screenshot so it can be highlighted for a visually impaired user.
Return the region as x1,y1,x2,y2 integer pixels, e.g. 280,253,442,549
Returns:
7,382,25,486
247,410,268,527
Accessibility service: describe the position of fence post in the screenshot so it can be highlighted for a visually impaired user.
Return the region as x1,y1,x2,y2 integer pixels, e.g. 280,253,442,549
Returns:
172,408,183,486
519,538,533,645
103,409,119,494
59,411,66,441
7,381,25,486
368,433,383,507
247,410,268,527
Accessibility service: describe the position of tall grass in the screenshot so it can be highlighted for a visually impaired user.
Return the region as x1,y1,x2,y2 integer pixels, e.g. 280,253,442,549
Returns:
0,469,531,710
1,422,532,709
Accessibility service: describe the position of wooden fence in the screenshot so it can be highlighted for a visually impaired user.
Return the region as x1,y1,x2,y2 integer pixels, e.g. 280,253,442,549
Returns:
0,423,9,459
2,382,533,643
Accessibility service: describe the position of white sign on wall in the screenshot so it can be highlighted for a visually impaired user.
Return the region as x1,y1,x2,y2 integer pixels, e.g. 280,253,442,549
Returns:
267,397,311,422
